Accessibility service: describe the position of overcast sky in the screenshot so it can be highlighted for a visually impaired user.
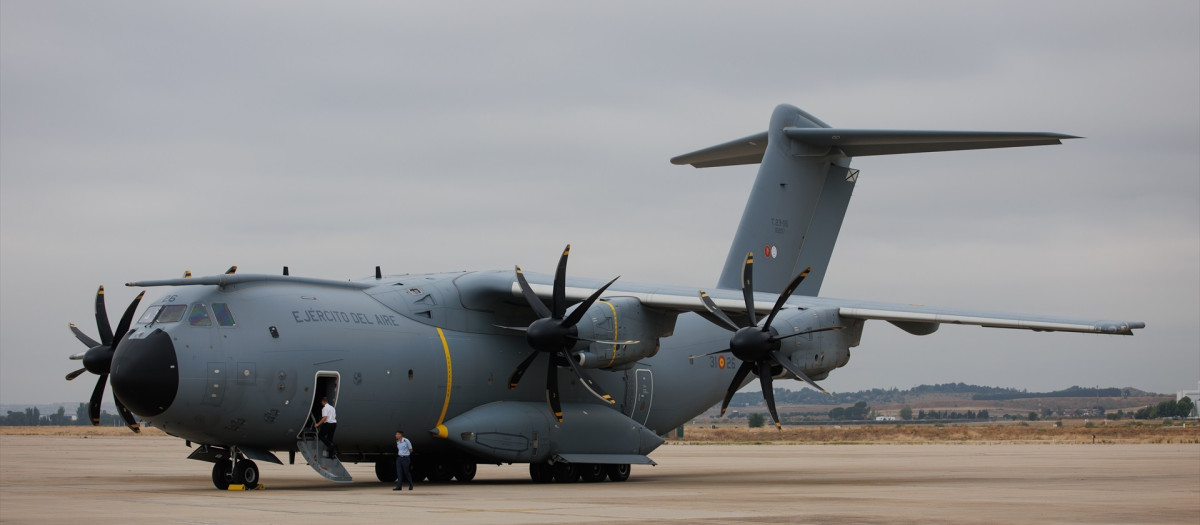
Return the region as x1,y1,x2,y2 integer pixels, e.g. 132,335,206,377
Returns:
2,1,1197,406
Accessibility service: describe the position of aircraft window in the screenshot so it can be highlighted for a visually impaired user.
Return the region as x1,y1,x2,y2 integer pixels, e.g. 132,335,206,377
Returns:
188,303,212,326
156,304,187,323
137,305,162,324
212,303,236,327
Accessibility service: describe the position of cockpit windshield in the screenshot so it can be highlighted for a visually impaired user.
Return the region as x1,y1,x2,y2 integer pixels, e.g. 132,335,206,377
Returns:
137,305,161,324
188,303,212,326
138,302,235,326
156,304,187,323
138,304,187,324
211,302,236,326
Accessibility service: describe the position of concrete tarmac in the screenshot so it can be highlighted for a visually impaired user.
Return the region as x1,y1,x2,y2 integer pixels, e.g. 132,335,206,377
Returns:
1,435,1197,524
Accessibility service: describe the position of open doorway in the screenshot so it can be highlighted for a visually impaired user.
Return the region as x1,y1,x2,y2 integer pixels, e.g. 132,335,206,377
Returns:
307,371,340,429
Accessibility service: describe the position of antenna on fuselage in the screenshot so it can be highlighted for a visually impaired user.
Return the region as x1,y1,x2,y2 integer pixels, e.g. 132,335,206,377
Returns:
182,270,191,278
375,266,382,279
283,266,289,276
225,266,237,275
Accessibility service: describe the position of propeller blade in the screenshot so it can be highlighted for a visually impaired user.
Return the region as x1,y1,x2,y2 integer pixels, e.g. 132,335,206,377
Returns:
688,348,731,359
562,275,619,328
740,253,758,326
493,325,529,333
94,286,113,346
772,325,846,342
88,375,107,425
65,368,88,381
514,266,552,319
546,358,563,422
762,267,812,331
69,323,100,349
758,360,782,430
112,291,146,345
719,361,755,417
552,245,570,319
768,350,830,395
507,350,541,389
698,290,743,331
576,337,639,345
561,350,615,404
113,396,141,433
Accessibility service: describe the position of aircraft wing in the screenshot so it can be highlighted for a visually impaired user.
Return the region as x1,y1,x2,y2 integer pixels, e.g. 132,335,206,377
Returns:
832,303,1143,335
511,280,1144,336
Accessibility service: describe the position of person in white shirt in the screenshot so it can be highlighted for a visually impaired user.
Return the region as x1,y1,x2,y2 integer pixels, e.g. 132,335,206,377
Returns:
314,397,338,457
394,430,414,490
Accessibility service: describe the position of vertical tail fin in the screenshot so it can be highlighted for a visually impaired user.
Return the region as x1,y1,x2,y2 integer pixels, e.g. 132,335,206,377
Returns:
671,104,1076,296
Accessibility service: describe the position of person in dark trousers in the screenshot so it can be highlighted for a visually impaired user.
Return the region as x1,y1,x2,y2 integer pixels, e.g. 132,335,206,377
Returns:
394,430,414,490
314,397,338,457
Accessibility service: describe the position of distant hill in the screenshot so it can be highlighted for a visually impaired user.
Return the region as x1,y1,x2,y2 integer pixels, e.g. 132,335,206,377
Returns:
726,383,1160,408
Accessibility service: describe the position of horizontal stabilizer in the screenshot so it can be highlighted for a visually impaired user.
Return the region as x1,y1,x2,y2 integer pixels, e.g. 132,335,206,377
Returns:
671,128,1078,167
670,131,769,168
782,129,1079,157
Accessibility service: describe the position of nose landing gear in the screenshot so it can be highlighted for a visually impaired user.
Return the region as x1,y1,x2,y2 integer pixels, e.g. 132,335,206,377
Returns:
211,456,259,490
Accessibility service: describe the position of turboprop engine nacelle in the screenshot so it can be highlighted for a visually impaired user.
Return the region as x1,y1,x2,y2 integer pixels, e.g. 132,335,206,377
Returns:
769,307,863,380
571,297,676,370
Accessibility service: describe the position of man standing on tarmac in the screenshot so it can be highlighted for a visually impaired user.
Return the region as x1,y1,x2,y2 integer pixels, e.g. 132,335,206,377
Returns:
394,430,414,491
314,397,338,457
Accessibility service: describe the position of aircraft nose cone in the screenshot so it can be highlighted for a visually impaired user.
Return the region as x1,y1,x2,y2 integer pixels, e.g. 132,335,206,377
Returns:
110,328,178,417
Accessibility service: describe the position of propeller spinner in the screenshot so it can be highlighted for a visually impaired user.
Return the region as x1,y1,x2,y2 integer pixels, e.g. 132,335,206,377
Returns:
695,253,843,429
503,244,627,422
65,286,144,432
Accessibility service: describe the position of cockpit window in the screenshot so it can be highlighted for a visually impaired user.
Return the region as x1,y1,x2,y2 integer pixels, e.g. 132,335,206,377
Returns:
137,305,162,324
156,304,187,323
188,303,212,326
211,302,236,327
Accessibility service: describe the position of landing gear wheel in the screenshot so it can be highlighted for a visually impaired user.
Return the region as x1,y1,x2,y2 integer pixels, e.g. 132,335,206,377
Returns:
529,462,553,483
232,459,259,490
453,461,477,482
211,460,232,490
375,459,398,483
426,460,454,483
552,462,579,483
605,463,631,482
579,463,606,482
410,460,428,483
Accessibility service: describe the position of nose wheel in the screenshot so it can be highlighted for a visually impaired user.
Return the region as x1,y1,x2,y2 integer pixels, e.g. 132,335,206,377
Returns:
211,457,259,490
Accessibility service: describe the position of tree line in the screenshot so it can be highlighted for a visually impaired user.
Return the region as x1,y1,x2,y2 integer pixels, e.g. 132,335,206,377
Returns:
0,404,126,426
898,406,990,421
1132,397,1194,420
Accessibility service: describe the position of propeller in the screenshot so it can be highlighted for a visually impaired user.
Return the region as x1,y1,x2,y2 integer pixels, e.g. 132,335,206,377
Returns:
65,285,145,433
694,253,843,429
503,244,628,422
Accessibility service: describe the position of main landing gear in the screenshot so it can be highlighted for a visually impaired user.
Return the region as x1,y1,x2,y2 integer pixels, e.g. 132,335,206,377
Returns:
528,461,630,483
373,456,478,484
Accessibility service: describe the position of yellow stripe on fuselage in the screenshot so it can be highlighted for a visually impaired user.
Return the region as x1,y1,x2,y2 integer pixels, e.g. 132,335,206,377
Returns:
434,328,452,438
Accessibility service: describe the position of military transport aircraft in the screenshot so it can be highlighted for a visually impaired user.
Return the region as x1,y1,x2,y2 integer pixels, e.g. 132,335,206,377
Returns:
65,104,1143,489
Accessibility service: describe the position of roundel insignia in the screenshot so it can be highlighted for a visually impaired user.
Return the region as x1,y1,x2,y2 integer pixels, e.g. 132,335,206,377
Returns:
718,356,726,369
